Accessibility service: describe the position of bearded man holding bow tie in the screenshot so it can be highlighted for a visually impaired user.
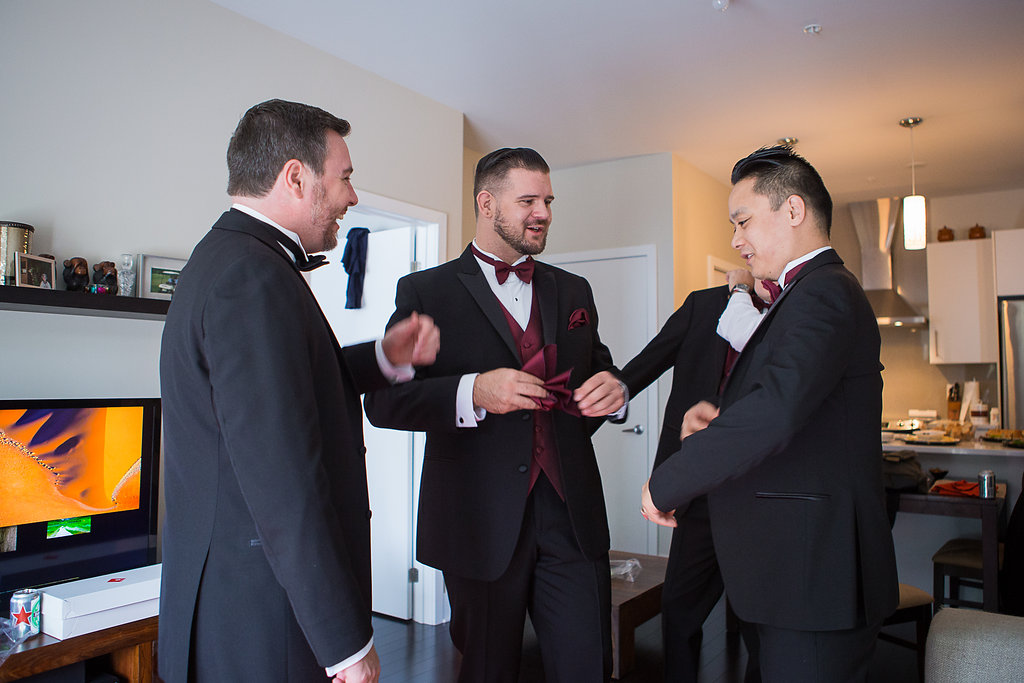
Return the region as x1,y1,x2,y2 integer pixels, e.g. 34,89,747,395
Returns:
365,147,626,683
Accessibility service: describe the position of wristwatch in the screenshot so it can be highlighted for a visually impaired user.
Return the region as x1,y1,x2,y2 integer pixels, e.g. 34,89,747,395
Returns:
730,283,752,296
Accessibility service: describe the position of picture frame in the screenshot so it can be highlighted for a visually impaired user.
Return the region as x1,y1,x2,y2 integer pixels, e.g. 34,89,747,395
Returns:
138,254,186,300
14,252,56,289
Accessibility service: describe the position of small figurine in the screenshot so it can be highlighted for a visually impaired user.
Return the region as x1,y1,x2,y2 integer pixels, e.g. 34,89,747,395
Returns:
92,260,118,294
62,257,90,292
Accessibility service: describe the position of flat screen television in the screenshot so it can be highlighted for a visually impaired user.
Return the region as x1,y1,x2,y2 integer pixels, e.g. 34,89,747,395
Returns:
0,397,160,602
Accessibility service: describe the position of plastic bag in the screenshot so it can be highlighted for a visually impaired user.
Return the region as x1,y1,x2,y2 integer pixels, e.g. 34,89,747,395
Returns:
0,616,30,670
610,558,642,582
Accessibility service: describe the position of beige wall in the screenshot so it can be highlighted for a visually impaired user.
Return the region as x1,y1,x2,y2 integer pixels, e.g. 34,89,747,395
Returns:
548,153,676,322
462,147,484,250
0,0,464,401
0,0,464,273
671,156,739,305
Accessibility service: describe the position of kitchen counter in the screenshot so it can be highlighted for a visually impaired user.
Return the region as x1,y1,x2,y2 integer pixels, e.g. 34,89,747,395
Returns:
883,438,1024,457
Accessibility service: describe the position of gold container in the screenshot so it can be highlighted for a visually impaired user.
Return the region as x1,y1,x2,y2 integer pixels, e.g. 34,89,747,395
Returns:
0,222,34,285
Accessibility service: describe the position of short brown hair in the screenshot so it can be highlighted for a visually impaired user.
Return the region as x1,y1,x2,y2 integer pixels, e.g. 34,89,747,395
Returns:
227,99,351,198
473,148,550,217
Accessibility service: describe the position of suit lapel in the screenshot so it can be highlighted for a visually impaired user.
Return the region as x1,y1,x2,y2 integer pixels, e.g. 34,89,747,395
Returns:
456,247,521,360
533,265,558,346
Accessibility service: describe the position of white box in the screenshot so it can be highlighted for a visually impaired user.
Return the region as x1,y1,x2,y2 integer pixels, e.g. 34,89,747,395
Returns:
40,564,161,640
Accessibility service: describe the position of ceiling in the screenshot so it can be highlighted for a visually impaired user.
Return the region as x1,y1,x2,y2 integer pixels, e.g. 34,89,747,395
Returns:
211,0,1024,205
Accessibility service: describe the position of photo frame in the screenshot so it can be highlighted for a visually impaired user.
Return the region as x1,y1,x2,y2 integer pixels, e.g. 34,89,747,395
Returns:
138,254,186,300
14,252,56,289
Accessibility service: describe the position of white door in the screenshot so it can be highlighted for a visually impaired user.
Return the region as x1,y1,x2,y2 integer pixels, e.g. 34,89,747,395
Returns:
308,192,446,622
546,246,658,554
311,227,416,620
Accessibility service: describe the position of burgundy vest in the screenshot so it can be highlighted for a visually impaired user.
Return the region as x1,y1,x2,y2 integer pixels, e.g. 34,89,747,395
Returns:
497,292,564,500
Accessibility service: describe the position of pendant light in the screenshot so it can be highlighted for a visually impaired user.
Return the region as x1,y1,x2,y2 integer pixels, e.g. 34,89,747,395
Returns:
900,117,926,250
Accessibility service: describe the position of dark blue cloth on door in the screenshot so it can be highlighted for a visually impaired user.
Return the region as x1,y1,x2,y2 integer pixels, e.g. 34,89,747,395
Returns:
341,227,370,309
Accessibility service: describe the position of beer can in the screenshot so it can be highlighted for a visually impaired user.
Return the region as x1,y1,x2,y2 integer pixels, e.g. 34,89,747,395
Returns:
979,470,996,499
9,588,41,638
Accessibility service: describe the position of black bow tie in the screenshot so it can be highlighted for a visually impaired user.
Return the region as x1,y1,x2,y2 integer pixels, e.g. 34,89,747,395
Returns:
277,238,329,272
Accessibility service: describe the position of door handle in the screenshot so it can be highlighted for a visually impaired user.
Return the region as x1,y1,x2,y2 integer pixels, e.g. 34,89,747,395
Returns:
621,424,644,435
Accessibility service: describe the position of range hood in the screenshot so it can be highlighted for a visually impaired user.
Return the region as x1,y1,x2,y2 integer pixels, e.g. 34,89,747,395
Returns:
849,198,927,327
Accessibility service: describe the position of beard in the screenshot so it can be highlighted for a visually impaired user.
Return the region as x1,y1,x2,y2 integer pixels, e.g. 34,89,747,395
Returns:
308,181,340,253
494,207,547,256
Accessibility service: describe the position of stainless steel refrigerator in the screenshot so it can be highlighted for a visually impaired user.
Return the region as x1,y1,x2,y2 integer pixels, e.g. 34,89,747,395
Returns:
999,295,1024,429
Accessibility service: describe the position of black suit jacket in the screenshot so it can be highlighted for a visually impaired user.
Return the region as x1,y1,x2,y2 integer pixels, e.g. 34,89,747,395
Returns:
158,209,388,681
648,250,898,631
364,246,617,582
619,285,730,472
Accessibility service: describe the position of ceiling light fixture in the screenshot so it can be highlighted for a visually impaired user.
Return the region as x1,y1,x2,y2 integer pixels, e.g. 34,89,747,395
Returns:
777,137,799,147
712,0,729,11
803,24,822,35
899,117,926,250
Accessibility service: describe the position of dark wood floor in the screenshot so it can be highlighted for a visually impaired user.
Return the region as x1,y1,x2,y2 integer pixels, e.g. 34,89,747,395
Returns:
371,596,922,682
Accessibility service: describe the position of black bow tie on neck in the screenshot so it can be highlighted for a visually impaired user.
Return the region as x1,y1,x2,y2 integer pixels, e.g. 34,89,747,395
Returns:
277,238,329,272
471,245,534,284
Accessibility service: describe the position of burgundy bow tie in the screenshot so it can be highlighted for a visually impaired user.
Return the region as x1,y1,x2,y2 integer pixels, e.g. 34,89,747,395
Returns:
521,344,580,416
763,262,807,304
471,245,535,284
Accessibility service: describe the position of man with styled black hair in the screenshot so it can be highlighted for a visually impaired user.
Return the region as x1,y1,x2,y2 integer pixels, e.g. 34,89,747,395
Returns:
642,145,898,682
159,99,439,683
366,147,626,682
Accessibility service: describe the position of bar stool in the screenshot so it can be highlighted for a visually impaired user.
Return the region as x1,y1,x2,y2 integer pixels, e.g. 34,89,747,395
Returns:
878,583,933,683
931,538,1003,610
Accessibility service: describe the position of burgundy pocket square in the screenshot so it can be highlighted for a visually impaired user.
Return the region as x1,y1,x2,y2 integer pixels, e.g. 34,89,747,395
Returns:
568,308,589,330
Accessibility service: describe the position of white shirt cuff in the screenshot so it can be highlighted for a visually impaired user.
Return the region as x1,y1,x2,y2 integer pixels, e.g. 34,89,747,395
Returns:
325,637,373,677
375,339,415,383
456,373,486,427
608,381,629,419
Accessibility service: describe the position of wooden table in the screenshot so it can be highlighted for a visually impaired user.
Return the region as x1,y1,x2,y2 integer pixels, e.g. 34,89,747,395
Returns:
609,550,668,679
897,482,1007,612
0,615,156,682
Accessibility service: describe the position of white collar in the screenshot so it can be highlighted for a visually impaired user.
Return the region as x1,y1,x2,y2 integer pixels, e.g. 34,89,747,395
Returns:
232,203,308,261
779,246,831,288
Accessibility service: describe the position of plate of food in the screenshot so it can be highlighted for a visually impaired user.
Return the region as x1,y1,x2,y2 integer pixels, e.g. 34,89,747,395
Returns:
902,434,960,445
982,429,1024,442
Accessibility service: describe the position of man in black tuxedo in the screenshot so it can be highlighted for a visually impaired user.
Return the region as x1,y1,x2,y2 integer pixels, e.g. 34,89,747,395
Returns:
641,146,898,682
364,147,625,682
159,99,439,683
619,270,763,682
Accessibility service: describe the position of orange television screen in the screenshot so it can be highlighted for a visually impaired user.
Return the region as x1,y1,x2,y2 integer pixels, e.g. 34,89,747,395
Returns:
0,406,144,528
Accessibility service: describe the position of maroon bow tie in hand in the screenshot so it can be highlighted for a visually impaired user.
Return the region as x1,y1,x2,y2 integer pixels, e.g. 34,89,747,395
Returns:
471,245,535,284
521,344,580,416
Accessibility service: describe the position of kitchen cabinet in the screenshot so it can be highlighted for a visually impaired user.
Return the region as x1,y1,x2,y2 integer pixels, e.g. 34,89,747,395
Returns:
994,229,1024,296
926,238,997,364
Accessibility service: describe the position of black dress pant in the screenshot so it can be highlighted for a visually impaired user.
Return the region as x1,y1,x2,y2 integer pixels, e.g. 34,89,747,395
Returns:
662,496,759,683
443,475,612,683
755,619,882,683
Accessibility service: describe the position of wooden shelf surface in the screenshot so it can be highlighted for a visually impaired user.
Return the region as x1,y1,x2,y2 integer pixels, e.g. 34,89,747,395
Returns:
0,615,157,682
0,286,168,320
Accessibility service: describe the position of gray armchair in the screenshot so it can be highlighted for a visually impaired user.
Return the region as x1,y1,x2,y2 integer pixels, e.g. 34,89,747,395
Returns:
925,607,1024,682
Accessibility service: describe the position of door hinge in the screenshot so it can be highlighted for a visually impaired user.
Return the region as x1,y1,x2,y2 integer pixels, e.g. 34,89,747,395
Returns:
408,567,419,583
